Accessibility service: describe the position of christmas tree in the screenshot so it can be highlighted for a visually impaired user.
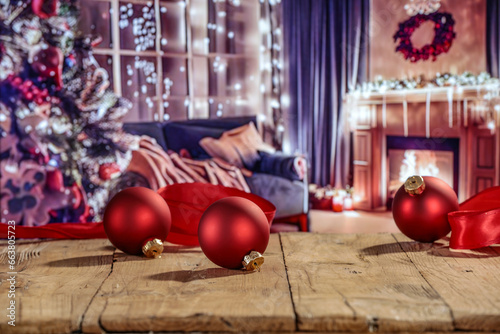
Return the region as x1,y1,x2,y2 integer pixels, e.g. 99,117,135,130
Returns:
0,0,135,226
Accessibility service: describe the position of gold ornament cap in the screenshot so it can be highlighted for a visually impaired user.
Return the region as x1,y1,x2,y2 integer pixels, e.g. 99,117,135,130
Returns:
404,175,426,196
242,251,264,272
142,238,164,258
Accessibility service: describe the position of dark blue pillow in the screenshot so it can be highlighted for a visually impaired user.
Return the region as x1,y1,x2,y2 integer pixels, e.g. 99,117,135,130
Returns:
163,123,226,159
163,117,257,159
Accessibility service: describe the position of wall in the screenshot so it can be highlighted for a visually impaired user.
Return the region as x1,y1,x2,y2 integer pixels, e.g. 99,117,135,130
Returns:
369,0,486,80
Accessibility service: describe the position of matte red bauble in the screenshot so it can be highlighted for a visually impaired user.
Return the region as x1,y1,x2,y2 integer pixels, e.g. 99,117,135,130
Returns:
32,0,60,19
198,196,270,270
103,187,171,258
31,45,63,89
392,175,459,243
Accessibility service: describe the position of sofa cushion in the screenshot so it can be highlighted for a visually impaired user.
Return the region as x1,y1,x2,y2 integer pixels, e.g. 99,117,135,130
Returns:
199,122,275,169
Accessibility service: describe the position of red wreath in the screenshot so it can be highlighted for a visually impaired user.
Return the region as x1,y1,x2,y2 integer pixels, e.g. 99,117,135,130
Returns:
393,12,456,62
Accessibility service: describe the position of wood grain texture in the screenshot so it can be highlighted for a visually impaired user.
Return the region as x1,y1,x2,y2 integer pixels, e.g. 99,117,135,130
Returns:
393,234,500,331
83,234,294,333
280,233,454,332
0,239,114,334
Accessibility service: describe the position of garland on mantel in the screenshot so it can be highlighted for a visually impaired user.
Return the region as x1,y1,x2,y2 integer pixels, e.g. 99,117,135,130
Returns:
352,72,500,95
348,72,500,137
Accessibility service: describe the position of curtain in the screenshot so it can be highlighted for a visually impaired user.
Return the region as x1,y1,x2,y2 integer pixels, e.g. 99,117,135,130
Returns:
282,0,369,186
487,0,500,77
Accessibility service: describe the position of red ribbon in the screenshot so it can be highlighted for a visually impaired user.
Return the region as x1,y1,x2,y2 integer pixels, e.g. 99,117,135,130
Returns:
448,186,500,249
0,222,106,239
0,183,276,247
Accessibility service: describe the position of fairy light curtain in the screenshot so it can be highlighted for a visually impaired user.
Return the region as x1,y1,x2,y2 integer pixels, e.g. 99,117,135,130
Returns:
79,0,283,135
282,0,369,186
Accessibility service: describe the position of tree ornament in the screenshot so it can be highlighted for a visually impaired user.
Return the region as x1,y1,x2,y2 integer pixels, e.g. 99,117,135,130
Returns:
31,45,64,89
31,0,60,19
198,196,270,270
392,175,459,243
99,163,121,181
46,169,64,192
103,187,171,258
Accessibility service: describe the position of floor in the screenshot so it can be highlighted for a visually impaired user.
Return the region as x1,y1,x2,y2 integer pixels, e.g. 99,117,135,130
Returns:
4,234,499,333
308,209,400,234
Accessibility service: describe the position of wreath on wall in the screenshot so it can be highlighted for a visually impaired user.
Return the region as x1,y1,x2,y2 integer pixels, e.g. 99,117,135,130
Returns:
393,12,456,62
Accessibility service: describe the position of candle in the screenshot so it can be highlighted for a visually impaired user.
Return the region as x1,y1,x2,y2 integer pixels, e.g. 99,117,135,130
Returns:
344,197,353,211
332,196,344,212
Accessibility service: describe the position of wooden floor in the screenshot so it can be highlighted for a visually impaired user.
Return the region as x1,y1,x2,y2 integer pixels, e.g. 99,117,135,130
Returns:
309,209,400,233
1,233,500,333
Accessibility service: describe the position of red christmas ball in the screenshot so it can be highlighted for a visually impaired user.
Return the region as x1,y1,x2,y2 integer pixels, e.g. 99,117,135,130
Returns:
32,0,60,19
31,45,63,89
392,176,459,243
103,187,171,257
198,197,270,269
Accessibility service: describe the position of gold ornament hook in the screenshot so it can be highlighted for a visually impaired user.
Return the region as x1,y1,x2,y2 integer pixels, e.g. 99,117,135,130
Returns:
242,251,264,271
404,175,426,196
142,238,164,258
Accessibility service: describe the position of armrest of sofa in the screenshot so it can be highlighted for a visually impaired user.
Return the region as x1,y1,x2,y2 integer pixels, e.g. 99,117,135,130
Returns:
248,152,309,218
246,173,309,218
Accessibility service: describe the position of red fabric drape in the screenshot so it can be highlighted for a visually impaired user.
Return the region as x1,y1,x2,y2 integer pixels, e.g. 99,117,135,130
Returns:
0,183,276,247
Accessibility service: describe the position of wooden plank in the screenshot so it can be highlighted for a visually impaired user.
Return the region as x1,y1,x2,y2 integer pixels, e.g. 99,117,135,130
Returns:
394,234,500,332
83,234,295,333
280,233,454,332
0,239,114,334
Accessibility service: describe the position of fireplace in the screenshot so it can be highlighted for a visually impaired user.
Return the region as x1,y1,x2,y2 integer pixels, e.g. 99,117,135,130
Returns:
348,86,500,210
386,136,459,209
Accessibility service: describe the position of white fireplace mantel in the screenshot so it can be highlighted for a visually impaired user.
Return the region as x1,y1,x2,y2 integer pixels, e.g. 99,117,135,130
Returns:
346,85,500,210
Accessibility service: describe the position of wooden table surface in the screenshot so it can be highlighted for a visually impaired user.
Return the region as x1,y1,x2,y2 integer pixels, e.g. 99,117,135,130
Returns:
1,233,500,333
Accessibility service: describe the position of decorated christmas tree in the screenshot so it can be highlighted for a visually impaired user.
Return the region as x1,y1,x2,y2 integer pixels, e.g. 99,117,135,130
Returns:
0,0,136,226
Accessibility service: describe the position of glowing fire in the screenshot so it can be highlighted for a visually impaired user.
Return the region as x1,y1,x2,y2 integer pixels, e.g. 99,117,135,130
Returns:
399,150,440,183
388,148,454,195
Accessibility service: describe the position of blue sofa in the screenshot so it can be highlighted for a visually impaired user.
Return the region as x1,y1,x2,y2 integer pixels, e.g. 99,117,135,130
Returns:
122,116,309,231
